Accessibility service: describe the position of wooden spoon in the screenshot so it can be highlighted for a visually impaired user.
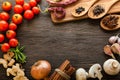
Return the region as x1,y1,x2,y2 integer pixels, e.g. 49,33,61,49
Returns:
100,14,120,31
88,0,119,19
71,0,98,17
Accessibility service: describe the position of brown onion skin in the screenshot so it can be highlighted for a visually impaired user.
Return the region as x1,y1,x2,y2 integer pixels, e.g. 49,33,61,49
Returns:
30,60,51,80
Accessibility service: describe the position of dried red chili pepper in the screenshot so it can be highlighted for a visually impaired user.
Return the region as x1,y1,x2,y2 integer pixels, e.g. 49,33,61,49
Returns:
48,7,66,19
46,0,78,7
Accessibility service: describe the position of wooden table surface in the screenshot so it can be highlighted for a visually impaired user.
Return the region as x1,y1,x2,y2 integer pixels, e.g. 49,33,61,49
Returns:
0,0,120,80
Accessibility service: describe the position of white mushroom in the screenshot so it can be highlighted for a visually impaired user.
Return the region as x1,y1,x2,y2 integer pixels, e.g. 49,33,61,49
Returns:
88,64,103,80
76,68,88,80
0,58,8,68
103,59,120,75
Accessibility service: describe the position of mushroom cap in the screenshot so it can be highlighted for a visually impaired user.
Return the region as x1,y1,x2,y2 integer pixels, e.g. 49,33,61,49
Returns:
76,68,88,80
103,59,120,75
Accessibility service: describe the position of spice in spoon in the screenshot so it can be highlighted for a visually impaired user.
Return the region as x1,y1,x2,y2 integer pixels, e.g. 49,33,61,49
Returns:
93,5,105,16
75,7,85,14
102,15,119,29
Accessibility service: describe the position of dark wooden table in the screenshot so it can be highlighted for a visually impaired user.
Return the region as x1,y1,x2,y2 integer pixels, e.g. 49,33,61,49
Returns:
0,0,120,80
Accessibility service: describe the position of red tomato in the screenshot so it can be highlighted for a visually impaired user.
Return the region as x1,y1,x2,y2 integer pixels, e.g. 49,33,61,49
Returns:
1,43,10,52
2,1,12,11
24,10,34,20
0,34,4,43
9,23,17,31
9,38,18,47
0,20,9,32
14,5,23,14
36,0,41,3
16,0,24,5
0,12,10,21
12,14,23,24
32,7,40,15
23,3,31,11
29,0,37,7
6,30,16,39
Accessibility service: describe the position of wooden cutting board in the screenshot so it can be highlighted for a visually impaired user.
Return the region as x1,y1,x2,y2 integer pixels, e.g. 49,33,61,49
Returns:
50,0,120,23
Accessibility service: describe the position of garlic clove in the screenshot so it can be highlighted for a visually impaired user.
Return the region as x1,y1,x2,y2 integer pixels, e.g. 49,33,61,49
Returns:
103,59,120,75
76,68,88,80
111,43,120,55
109,36,119,44
103,45,115,59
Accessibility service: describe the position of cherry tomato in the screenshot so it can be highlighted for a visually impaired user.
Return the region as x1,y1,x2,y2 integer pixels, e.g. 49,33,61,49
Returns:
9,23,17,31
6,30,16,39
0,12,10,21
29,0,37,7
12,14,23,24
23,3,31,11
36,0,41,3
24,10,34,20
14,5,23,14
0,20,9,32
9,38,18,47
32,7,40,15
2,1,12,11
1,43,10,52
0,34,5,43
16,0,24,5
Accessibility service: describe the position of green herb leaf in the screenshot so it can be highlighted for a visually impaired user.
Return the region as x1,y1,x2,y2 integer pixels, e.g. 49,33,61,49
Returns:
10,45,26,63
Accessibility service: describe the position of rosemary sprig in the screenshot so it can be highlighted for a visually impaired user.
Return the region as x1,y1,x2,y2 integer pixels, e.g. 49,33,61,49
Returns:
10,45,26,63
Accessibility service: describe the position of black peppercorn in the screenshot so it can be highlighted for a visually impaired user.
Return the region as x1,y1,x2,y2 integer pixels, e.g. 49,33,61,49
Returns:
75,7,85,14
93,5,105,16
102,15,119,28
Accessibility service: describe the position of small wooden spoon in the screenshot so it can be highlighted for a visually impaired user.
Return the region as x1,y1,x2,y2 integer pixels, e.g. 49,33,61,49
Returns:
100,14,120,31
88,0,119,19
71,0,98,17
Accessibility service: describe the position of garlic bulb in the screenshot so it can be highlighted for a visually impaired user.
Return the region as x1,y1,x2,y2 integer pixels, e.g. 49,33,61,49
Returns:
88,64,103,80
103,59,120,75
76,68,88,80
117,38,120,45
109,35,119,44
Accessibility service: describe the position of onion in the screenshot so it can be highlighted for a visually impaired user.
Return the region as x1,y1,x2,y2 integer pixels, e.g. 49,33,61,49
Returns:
30,60,51,79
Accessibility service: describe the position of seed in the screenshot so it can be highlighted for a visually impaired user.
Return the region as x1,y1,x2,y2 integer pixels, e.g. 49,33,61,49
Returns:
93,5,105,16
102,15,119,28
75,7,85,14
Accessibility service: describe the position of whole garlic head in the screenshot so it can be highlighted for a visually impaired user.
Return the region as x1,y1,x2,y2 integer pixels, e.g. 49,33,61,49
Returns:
103,59,120,75
76,68,88,80
88,64,103,80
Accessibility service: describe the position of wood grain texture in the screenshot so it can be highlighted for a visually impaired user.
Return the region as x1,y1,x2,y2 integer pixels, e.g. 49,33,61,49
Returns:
51,0,120,23
0,0,120,80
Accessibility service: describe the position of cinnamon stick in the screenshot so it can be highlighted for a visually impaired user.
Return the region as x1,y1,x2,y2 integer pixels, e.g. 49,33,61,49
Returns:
52,60,70,80
49,60,75,80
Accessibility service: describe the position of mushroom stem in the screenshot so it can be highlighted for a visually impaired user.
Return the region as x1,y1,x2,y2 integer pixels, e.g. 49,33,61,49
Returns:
112,61,119,68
